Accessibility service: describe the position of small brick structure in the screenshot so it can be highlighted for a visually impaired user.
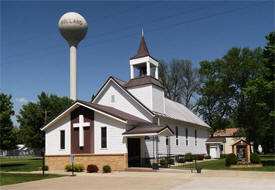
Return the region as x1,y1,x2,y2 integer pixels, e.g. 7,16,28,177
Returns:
46,153,128,171
232,140,251,163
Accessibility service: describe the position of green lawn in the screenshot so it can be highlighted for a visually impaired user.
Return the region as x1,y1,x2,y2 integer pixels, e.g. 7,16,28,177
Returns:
0,157,66,186
0,157,42,172
0,173,65,186
173,154,275,172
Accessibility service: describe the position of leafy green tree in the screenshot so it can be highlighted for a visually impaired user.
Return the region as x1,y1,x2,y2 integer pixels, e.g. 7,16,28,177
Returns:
17,92,73,149
197,47,264,133
243,31,275,152
0,92,16,150
159,59,201,109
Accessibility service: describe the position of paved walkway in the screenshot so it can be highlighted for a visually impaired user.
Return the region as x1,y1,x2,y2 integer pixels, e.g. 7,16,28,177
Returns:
2,170,275,190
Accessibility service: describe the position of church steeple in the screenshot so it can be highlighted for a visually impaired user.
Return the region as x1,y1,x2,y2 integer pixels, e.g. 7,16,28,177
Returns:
129,30,159,80
131,30,150,59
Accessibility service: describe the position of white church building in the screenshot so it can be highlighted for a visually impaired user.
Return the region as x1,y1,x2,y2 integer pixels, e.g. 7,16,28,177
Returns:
42,35,210,171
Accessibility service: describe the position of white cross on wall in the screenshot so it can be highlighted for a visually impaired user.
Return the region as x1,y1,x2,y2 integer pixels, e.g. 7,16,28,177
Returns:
73,115,90,147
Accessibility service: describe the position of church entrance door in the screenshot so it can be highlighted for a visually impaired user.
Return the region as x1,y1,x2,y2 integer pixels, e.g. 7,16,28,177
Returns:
128,138,141,167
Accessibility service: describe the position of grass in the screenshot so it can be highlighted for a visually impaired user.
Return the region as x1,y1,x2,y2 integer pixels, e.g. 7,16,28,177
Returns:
0,173,65,186
0,157,66,186
173,154,275,172
0,157,42,172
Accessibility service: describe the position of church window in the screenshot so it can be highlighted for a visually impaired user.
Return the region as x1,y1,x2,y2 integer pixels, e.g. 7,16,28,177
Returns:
111,95,115,103
176,126,178,146
166,136,169,145
186,128,188,146
101,127,107,148
60,130,65,150
195,129,197,146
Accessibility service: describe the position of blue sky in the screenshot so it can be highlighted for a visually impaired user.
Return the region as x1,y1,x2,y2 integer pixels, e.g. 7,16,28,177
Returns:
1,0,274,125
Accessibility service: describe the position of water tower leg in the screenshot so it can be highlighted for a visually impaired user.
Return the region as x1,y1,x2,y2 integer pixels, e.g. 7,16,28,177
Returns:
70,45,77,101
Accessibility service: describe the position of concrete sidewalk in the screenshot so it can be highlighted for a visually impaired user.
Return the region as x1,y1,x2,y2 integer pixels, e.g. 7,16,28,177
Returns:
2,170,275,190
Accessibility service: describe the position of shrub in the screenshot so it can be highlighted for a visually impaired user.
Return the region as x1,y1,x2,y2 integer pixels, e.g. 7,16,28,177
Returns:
177,158,185,163
225,153,238,166
250,153,261,164
205,155,211,159
75,164,84,172
166,158,175,165
103,165,111,173
160,159,168,167
42,165,48,171
65,164,84,172
197,154,204,160
192,155,197,160
87,164,99,173
184,153,193,162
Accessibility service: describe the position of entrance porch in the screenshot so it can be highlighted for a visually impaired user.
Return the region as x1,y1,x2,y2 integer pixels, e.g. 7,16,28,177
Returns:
123,125,174,168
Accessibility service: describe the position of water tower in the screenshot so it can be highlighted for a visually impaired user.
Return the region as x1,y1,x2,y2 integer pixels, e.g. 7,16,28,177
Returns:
58,12,88,101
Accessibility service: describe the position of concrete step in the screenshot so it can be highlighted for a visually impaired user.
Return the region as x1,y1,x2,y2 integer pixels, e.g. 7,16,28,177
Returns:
125,167,156,172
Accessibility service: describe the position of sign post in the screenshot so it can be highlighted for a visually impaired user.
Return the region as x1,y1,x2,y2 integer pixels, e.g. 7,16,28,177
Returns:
71,155,75,176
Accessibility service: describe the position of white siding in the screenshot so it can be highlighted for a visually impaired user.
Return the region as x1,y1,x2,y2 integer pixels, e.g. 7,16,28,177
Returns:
94,112,127,154
144,124,209,157
152,85,164,113
128,84,165,114
128,85,152,110
45,115,71,155
94,81,153,122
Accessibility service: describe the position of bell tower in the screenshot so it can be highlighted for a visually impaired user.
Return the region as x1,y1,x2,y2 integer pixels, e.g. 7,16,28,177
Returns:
129,29,159,79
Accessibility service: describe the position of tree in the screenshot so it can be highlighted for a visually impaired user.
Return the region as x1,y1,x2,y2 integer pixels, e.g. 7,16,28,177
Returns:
243,31,275,152
197,47,264,134
0,92,17,150
17,92,73,149
159,59,201,109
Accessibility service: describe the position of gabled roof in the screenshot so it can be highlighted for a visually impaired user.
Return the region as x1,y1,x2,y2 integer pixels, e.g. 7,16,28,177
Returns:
156,98,210,129
214,128,240,137
130,36,150,59
206,137,226,143
122,125,174,136
124,76,164,89
41,100,149,131
92,76,155,116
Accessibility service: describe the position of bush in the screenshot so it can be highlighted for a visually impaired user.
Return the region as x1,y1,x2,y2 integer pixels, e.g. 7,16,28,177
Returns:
166,158,175,165
205,155,211,159
65,164,84,172
250,153,261,164
184,153,193,162
160,159,168,167
42,165,48,171
225,153,238,166
197,154,204,160
87,164,99,173
103,165,111,173
177,158,185,163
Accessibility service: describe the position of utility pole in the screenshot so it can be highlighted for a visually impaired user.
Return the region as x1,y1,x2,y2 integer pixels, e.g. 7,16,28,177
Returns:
42,109,49,175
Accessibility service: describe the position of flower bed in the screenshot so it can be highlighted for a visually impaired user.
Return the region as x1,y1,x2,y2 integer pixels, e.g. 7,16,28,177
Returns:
230,163,263,168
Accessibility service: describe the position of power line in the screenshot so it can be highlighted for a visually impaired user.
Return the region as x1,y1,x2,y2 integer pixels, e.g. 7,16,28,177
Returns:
3,3,211,62
2,2,269,64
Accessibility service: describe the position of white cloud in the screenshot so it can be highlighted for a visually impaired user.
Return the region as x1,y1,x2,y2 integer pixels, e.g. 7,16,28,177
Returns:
16,98,28,103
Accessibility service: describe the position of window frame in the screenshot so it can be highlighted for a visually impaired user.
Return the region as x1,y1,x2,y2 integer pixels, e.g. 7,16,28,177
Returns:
185,128,188,146
175,126,178,146
60,130,65,150
101,127,107,149
195,129,197,146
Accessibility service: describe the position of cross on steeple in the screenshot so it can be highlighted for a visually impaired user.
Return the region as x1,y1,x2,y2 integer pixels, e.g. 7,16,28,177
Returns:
73,115,90,147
